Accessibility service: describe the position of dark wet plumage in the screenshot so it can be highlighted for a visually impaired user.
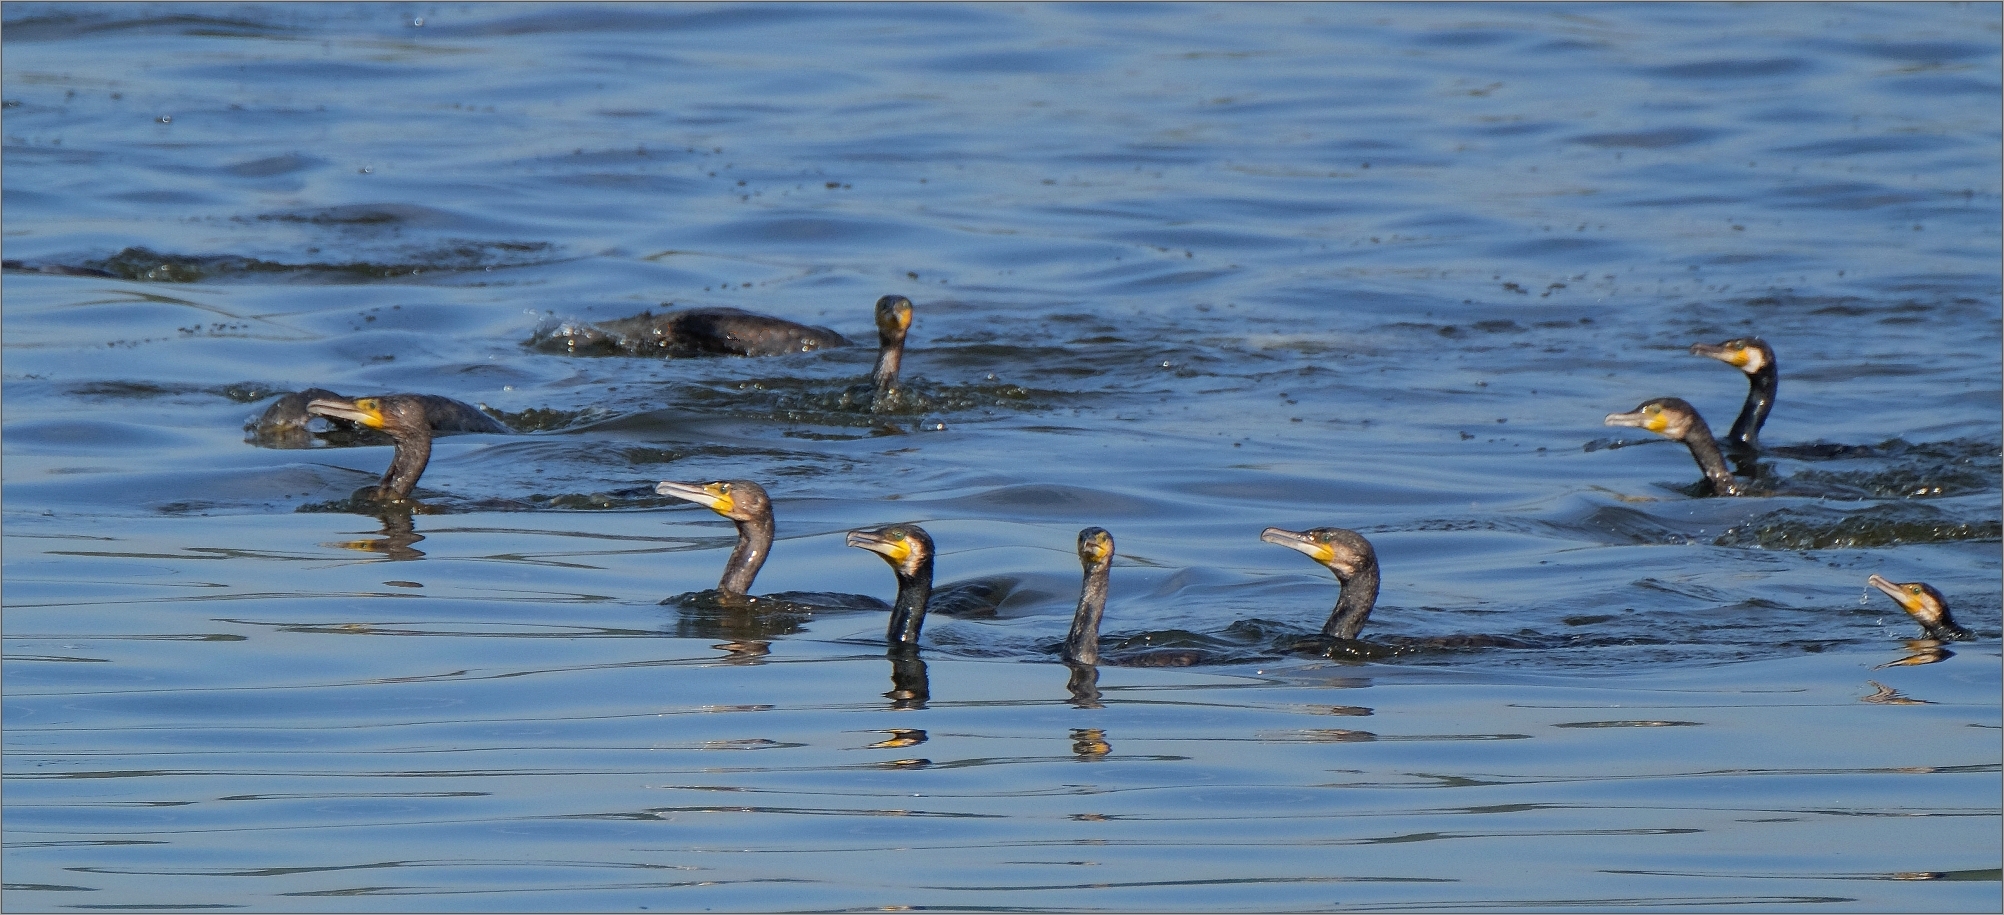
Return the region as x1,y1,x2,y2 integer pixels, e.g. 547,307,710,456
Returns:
1262,526,1382,641
1603,397,1743,496
1062,527,1115,666
846,522,1014,648
1690,337,1776,456
249,387,507,446
568,306,851,357
1867,573,1972,641
304,394,451,502
655,479,775,597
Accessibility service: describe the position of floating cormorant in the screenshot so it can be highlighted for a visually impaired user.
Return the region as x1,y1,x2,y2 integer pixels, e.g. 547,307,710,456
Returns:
1867,574,1972,641
1603,397,1743,496
1689,337,1776,455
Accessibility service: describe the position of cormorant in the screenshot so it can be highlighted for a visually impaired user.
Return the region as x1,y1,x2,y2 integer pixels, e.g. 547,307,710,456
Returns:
1063,527,1115,666
529,294,914,367
654,479,773,597
581,306,850,357
251,387,507,442
847,523,937,647
1867,574,1972,641
1689,337,1775,454
1261,526,1381,640
304,394,456,502
1603,397,1743,496
862,294,912,412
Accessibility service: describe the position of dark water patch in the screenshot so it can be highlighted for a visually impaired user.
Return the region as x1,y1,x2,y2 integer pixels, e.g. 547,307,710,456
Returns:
1413,28,1520,49
0,9,294,42
1644,57,1812,80
1714,502,2002,550
1568,127,1723,149
1767,181,1927,211
5,419,201,455
482,405,615,434
1769,438,2000,465
225,153,323,179
2,260,118,278
247,203,461,228
674,374,1057,426
76,244,559,284
1772,135,1959,158
68,380,206,400
1572,504,1703,546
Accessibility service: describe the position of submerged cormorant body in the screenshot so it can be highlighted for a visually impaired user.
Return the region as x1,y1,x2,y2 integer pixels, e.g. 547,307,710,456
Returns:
583,306,851,357
250,387,507,444
1867,574,1972,641
1603,397,1743,496
1689,337,1776,455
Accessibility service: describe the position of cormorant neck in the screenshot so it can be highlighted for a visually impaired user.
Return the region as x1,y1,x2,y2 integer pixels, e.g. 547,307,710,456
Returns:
1682,424,1742,496
1320,562,1380,640
378,430,432,501
871,333,905,409
1726,364,1776,452
886,558,934,646
1064,561,1111,666
719,513,774,596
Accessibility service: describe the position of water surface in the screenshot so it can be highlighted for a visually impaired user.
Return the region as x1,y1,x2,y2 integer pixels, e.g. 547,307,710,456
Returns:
4,3,2000,911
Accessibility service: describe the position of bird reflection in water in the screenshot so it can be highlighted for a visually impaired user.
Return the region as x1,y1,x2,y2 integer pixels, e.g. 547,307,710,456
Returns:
867,728,928,749
1070,727,1111,759
1874,639,1956,669
669,592,812,645
886,650,929,710
1860,680,1933,705
1065,662,1102,709
329,509,425,561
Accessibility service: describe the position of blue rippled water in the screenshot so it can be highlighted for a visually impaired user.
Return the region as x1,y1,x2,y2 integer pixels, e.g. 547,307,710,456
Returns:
4,3,1999,911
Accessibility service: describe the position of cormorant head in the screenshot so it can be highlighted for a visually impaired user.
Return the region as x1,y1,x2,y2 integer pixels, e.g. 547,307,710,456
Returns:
1604,397,1704,442
655,479,771,523
874,295,913,344
1077,527,1115,571
1867,574,1968,640
307,395,428,437
847,523,934,579
1261,526,1377,582
1689,337,1773,376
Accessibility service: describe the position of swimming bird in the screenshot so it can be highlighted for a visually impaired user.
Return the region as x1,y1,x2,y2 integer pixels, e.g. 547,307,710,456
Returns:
847,523,937,647
1063,527,1115,666
585,305,851,357
1261,526,1381,640
1689,337,1775,454
1867,574,1972,641
1603,397,1743,496
654,479,774,597
529,293,913,364
861,294,912,412
251,387,507,443
304,394,462,502
845,521,1016,648
1056,527,1210,668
